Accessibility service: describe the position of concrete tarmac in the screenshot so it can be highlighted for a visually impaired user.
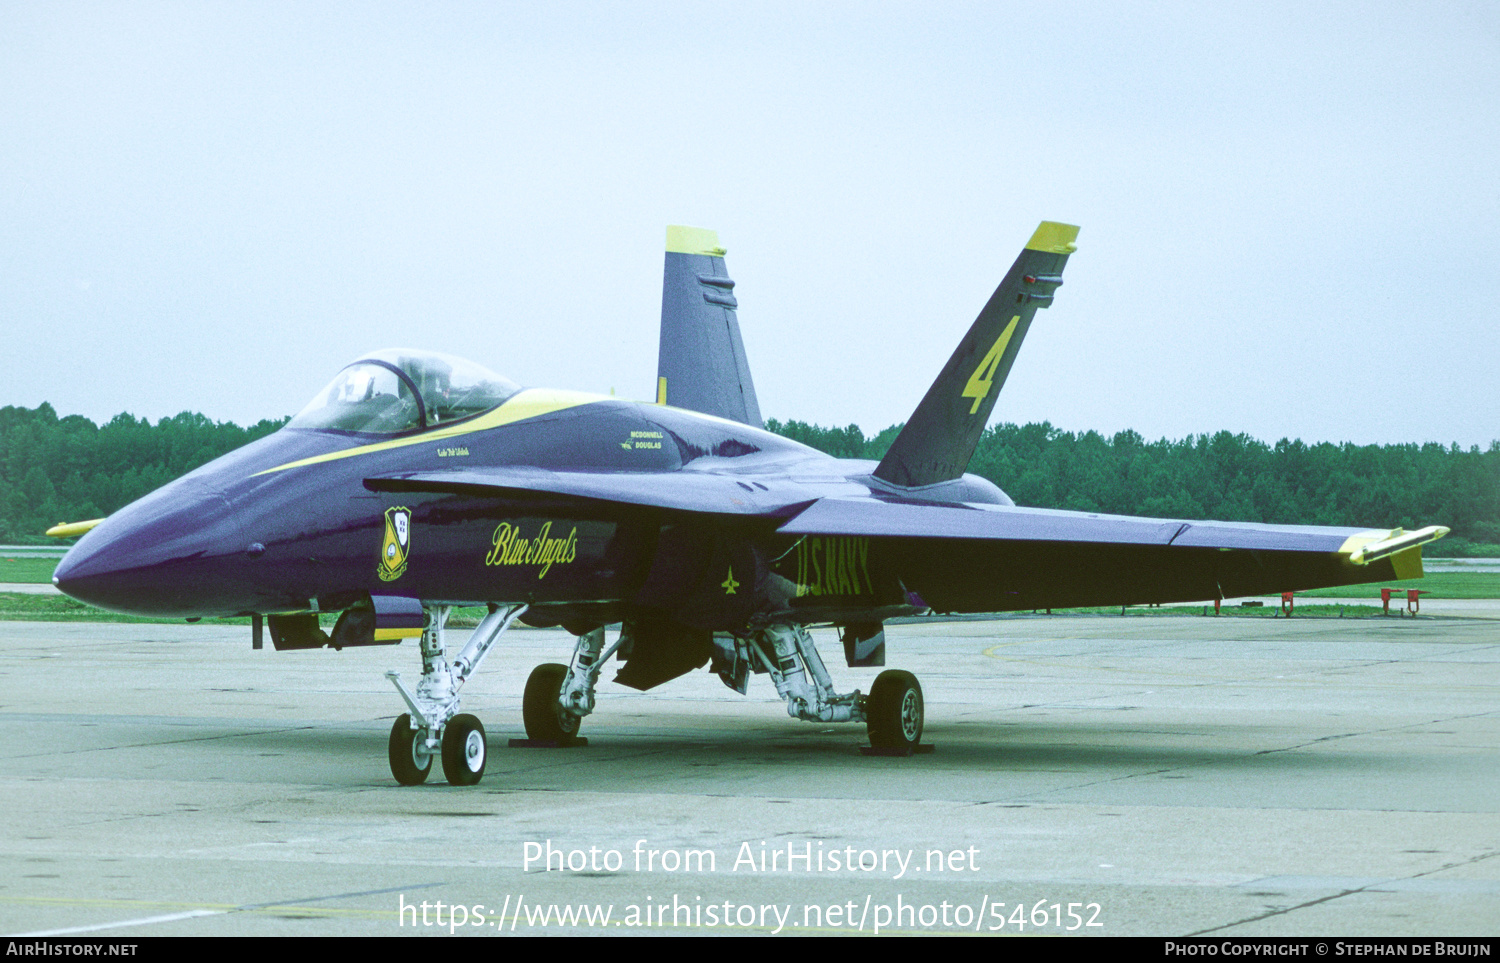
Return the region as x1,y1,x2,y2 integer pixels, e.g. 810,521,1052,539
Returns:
0,614,1495,938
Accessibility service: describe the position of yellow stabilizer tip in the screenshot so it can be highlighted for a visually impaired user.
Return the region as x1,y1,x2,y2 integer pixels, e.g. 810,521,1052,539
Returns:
666,225,726,257
1026,221,1080,254
46,518,104,538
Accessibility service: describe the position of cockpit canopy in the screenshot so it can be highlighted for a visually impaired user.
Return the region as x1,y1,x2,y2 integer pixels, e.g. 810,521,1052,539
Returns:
289,349,521,434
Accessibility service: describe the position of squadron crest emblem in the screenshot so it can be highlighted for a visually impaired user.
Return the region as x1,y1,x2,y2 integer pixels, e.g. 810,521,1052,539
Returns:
378,506,412,581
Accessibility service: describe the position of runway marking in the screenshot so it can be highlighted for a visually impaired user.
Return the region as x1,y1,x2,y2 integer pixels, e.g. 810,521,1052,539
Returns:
2,882,444,935
981,639,1061,654
238,882,440,910
16,908,225,936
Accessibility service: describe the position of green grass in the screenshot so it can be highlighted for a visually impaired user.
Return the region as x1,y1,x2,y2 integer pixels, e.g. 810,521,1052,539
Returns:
1057,603,1383,618
0,556,61,583
1300,571,1500,599
0,592,495,626
0,592,251,624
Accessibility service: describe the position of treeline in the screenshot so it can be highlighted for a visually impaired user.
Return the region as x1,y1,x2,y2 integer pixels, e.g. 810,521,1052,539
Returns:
0,404,286,543
766,418,1500,555
2,403,1495,554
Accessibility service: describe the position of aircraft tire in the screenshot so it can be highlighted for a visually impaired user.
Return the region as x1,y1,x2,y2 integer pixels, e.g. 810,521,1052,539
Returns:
866,670,924,751
441,713,487,786
523,663,581,746
388,714,432,785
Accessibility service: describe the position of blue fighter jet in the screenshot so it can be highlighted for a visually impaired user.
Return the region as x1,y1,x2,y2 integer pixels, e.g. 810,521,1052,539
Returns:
50,222,1447,785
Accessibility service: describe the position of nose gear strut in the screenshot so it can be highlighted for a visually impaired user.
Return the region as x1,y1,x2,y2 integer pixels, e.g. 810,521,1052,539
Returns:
385,602,528,785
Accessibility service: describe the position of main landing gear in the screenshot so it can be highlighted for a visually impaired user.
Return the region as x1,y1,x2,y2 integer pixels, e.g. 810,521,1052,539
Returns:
385,603,527,786
521,626,625,745
742,624,926,752
864,669,924,751
518,622,927,754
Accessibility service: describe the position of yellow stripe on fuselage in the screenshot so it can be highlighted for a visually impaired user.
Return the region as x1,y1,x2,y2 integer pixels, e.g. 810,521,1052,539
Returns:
255,388,608,476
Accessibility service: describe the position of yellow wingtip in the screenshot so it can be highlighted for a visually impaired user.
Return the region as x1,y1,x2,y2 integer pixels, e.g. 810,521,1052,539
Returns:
666,225,726,257
1026,221,1080,254
47,518,105,539
1340,525,1449,567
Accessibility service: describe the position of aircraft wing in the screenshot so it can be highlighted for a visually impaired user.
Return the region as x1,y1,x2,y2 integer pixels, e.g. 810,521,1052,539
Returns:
780,498,1368,552
364,467,817,517
778,497,1446,610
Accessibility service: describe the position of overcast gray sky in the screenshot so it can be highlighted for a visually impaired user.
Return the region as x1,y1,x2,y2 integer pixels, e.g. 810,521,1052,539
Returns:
4,2,1496,446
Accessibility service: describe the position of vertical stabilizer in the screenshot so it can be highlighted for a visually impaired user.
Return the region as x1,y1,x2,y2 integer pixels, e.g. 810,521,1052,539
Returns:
874,221,1079,488
656,226,762,427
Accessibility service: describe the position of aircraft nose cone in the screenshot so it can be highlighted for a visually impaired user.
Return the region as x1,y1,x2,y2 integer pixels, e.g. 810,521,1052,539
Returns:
54,480,253,617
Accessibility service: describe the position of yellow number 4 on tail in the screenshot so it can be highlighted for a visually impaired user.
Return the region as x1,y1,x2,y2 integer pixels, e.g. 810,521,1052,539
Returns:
961,316,1019,414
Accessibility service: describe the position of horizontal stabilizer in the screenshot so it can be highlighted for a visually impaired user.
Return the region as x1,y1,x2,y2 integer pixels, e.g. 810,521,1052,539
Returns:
366,467,816,517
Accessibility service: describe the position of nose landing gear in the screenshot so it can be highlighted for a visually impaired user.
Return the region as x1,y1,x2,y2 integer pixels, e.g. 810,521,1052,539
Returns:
384,603,526,786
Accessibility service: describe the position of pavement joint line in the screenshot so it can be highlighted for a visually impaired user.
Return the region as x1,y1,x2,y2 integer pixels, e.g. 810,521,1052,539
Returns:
1186,886,1369,936
1187,847,1500,937
1015,764,1188,800
1252,709,1499,756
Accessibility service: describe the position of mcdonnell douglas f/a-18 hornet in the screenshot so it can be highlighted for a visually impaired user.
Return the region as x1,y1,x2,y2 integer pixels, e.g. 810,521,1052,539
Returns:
51,222,1448,786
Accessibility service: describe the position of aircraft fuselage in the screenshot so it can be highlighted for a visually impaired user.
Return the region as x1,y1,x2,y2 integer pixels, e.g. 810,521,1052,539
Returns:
52,392,1006,629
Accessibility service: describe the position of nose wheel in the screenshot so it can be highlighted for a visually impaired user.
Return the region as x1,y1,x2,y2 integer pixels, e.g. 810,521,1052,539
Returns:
387,712,488,786
441,714,487,786
388,713,433,785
